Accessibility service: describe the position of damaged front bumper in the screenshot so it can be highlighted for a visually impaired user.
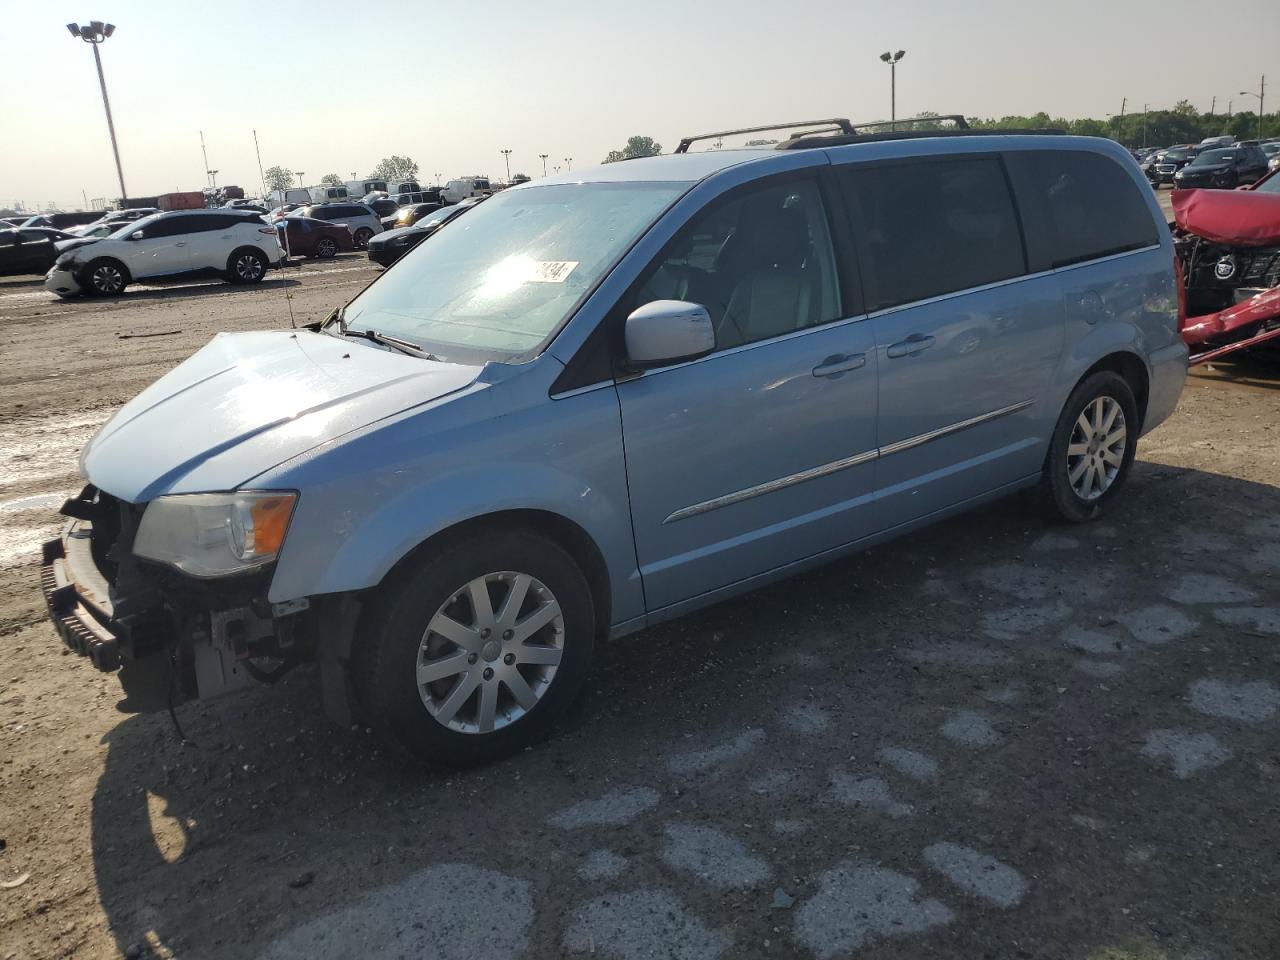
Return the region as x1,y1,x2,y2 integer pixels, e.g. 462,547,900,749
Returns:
40,486,316,713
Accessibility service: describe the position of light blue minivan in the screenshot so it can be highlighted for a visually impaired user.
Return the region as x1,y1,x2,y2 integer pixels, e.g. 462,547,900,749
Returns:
43,120,1187,764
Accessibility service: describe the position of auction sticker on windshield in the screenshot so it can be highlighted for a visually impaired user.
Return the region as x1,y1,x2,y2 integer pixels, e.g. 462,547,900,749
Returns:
532,261,578,283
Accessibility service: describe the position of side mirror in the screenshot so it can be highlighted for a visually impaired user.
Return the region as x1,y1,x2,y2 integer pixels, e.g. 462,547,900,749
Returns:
624,300,715,369
128,231,144,240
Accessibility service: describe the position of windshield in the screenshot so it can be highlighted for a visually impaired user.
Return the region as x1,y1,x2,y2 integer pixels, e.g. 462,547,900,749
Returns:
1262,143,1280,155
1256,173,1280,195
342,181,687,362
1192,149,1236,166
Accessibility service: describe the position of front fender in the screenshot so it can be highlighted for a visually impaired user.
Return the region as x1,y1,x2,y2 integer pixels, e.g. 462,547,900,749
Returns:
260,379,644,627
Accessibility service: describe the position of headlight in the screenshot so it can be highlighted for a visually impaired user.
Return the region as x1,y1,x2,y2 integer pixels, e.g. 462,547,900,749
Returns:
134,491,297,578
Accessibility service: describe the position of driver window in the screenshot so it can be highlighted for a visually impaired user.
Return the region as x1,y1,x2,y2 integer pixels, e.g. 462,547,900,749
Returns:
631,178,841,351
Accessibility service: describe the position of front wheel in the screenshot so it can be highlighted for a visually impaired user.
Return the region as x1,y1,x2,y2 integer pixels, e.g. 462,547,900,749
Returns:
353,528,595,766
82,258,128,297
315,236,338,259
353,227,374,249
1041,370,1139,523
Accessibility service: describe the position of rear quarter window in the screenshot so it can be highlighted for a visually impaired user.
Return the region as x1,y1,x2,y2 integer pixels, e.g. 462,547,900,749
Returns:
1005,150,1159,271
839,157,1027,311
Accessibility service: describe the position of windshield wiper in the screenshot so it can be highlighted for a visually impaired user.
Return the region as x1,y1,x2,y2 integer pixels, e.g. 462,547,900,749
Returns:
341,326,442,361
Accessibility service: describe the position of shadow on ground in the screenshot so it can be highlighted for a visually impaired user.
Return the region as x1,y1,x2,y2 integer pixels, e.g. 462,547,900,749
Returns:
89,462,1280,959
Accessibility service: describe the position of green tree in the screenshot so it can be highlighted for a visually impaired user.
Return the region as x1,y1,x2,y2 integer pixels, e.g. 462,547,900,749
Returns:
370,155,419,182
263,165,294,194
1172,99,1199,117
320,173,343,186
604,135,663,163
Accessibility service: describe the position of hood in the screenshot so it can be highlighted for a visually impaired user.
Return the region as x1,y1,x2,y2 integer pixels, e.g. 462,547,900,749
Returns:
54,236,102,255
83,330,482,502
370,224,436,245
1172,188,1280,246
1179,163,1230,176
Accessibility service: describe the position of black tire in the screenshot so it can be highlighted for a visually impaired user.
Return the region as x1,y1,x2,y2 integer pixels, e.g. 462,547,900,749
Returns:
227,248,267,284
353,227,374,249
315,236,338,259
80,258,128,297
1041,370,1139,523
353,527,595,767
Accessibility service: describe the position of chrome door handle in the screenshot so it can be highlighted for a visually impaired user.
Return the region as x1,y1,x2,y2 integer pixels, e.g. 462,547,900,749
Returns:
174,242,187,247
886,334,935,358
812,353,866,377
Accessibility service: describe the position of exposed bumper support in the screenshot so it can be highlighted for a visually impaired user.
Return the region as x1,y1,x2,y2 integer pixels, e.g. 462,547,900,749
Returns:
41,524,121,671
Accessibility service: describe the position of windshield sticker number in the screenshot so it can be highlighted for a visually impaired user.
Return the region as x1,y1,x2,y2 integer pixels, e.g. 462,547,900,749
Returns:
532,261,578,283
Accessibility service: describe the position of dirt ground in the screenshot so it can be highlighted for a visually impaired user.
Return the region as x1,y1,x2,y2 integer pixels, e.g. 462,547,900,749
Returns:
2,249,1279,960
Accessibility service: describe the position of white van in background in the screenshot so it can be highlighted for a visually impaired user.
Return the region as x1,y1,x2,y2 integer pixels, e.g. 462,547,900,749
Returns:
441,177,492,203
309,185,349,203
346,179,388,198
266,187,313,208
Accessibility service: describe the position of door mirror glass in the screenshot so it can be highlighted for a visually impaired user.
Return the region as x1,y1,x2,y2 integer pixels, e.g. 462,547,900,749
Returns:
128,230,144,240
625,300,715,368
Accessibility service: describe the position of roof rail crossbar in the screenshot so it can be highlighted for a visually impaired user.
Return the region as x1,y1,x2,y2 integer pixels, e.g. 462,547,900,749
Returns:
674,118,855,154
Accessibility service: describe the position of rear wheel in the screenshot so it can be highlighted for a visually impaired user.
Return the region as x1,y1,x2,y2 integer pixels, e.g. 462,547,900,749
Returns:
353,227,374,249
81,258,128,297
1041,370,1139,523
227,248,267,284
354,528,594,766
315,236,338,259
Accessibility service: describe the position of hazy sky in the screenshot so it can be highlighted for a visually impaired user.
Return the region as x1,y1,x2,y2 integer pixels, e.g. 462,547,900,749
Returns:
3,0,1276,209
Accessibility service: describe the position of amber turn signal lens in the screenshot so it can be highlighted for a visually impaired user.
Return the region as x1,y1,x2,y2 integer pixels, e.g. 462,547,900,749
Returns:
249,494,296,556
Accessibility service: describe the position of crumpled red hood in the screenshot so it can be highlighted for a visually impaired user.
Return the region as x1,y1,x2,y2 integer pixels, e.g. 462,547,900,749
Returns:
1172,188,1280,247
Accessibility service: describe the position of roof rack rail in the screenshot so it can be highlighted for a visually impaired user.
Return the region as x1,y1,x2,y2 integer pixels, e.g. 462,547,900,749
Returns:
674,118,855,154
777,116,1070,150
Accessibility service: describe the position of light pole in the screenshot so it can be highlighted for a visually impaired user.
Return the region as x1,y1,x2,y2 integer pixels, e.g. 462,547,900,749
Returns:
539,153,549,176
1141,103,1148,149
66,21,128,204
879,49,906,126
1239,75,1266,141
500,148,513,182
296,171,306,187
564,157,573,172
208,169,218,188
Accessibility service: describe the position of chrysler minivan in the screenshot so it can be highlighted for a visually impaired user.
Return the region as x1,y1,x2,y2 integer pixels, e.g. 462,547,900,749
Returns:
42,121,1186,765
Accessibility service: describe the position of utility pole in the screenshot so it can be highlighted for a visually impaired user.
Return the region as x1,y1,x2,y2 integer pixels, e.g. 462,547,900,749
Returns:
1210,95,1216,116
1239,75,1266,141
253,129,267,202
67,21,127,203
879,50,906,126
1142,103,1148,148
200,130,211,187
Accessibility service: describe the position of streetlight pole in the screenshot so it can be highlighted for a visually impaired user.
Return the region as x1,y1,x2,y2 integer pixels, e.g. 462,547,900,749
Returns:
539,154,549,176
1142,103,1148,149
67,21,127,204
296,172,305,187
1239,75,1266,141
500,148,512,182
564,157,573,172
879,50,906,126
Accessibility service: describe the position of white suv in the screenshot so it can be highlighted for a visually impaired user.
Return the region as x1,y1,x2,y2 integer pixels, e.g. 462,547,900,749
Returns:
44,209,284,298
294,203,383,248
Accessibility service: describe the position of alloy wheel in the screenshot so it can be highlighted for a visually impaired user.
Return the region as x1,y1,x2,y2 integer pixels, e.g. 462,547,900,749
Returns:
91,264,123,294
416,571,564,734
317,238,337,257
235,253,264,281
1066,396,1127,501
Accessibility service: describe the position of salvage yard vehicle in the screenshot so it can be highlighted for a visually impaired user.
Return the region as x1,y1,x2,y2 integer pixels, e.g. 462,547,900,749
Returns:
1174,175,1280,364
44,209,284,297
0,227,77,276
1173,145,1270,190
293,202,382,248
275,215,354,259
43,119,1186,766
366,196,482,266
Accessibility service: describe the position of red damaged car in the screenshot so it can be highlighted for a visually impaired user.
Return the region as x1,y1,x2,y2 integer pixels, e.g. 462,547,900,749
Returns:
274,216,353,259
1173,171,1280,364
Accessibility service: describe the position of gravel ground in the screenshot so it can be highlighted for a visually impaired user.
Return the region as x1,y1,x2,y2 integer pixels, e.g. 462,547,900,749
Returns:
2,251,1279,960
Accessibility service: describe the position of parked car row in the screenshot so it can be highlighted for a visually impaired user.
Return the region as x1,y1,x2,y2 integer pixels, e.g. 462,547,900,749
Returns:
1141,136,1279,189
366,196,484,266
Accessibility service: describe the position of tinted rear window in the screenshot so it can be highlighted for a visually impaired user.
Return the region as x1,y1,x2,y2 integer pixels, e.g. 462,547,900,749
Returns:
1006,150,1158,270
840,157,1026,311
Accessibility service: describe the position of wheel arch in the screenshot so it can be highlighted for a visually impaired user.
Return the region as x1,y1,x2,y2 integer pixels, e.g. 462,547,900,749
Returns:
376,509,613,640
1075,351,1150,430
